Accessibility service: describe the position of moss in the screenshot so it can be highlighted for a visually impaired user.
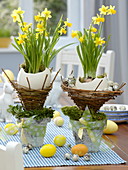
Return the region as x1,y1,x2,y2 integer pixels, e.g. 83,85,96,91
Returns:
20,63,45,73
61,106,106,121
61,106,84,121
90,112,106,121
7,105,54,120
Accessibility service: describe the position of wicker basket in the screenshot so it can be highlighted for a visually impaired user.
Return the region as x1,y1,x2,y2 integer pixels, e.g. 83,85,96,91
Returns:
2,68,61,111
61,82,124,112
12,81,52,110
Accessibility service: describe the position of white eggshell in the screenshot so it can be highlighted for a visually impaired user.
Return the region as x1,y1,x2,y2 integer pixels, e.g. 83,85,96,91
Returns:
75,77,108,90
17,68,51,90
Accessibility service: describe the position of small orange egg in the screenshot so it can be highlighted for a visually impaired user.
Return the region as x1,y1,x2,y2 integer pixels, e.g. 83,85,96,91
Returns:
71,144,88,157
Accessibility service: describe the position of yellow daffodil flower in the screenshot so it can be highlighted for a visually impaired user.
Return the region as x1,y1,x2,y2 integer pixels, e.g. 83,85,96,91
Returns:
37,23,44,29
11,7,24,23
17,39,24,45
91,27,97,32
14,7,24,15
42,8,52,19
58,28,67,35
18,33,27,40
35,15,40,21
101,40,106,44
64,18,72,27
71,30,78,38
107,5,116,15
99,5,108,15
21,23,32,32
22,34,27,39
94,37,105,46
35,13,44,22
11,13,19,22
22,25,29,32
78,36,84,43
92,14,105,25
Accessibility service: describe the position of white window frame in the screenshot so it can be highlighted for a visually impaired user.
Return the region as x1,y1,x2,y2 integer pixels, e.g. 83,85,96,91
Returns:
19,0,84,47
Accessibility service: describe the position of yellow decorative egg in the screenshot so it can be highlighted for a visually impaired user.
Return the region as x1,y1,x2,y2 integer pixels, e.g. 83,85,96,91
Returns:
1,69,14,82
53,111,61,119
54,116,64,127
53,135,66,147
4,123,18,135
103,120,118,134
40,144,56,157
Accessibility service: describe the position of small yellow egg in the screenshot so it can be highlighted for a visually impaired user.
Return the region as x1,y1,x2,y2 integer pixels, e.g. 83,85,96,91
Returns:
40,144,56,157
54,116,64,127
53,135,66,147
103,120,118,134
1,69,14,82
53,111,61,119
4,123,18,135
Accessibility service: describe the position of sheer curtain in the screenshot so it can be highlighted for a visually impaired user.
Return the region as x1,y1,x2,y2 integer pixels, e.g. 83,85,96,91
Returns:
83,0,128,104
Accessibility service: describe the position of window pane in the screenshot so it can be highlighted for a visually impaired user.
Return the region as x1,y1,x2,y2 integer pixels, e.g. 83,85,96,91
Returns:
0,0,19,36
34,0,67,35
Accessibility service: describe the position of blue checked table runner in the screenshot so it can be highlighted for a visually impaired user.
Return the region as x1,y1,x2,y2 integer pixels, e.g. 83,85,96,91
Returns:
0,109,126,167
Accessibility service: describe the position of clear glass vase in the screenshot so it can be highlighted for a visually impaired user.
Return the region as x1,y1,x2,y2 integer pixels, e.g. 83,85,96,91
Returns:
20,117,51,147
70,118,107,152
